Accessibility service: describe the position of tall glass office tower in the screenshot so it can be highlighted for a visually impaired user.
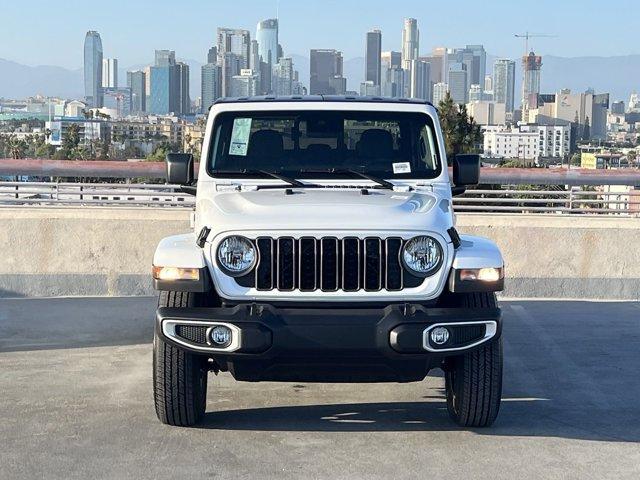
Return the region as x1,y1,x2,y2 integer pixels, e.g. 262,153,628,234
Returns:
127,70,146,114
84,31,104,107
256,19,279,66
493,59,516,113
365,30,382,88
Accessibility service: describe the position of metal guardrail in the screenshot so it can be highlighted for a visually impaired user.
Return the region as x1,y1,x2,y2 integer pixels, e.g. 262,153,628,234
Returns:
1,182,639,216
0,182,192,207
454,189,640,215
2,159,640,186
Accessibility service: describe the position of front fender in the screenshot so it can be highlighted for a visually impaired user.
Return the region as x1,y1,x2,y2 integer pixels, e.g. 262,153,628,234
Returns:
153,233,210,292
449,235,504,292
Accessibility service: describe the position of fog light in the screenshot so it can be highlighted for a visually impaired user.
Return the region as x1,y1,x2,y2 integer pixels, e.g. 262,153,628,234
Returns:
152,266,200,281
430,327,450,345
209,326,232,348
459,267,503,282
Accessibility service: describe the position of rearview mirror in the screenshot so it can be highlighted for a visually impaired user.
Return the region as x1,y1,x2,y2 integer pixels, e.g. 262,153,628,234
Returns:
452,154,480,191
166,153,194,186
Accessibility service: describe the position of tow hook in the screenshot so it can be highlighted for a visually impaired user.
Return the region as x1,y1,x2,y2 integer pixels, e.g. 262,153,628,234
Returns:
402,303,416,316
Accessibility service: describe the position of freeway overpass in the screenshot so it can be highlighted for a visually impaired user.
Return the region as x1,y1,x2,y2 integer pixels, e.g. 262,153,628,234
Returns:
1,163,639,478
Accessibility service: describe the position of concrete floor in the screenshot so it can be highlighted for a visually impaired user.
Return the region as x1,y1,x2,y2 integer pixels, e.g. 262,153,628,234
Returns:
0,297,639,479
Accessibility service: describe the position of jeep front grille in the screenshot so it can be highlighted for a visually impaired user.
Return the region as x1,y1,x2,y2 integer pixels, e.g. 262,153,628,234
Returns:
237,237,424,292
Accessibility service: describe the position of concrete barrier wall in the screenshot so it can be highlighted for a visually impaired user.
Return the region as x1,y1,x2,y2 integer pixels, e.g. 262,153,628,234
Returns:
1,208,638,300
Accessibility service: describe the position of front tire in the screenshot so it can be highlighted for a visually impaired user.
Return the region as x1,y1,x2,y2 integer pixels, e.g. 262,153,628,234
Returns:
444,292,503,427
153,291,208,426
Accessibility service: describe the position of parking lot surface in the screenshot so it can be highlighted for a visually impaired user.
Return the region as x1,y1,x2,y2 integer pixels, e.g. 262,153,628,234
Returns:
1,297,639,479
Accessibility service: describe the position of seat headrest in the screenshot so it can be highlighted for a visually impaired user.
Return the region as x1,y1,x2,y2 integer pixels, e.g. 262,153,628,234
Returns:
356,129,394,159
247,129,284,159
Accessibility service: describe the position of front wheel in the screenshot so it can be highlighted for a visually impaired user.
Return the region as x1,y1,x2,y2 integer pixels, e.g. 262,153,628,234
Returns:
443,292,503,427
153,291,208,426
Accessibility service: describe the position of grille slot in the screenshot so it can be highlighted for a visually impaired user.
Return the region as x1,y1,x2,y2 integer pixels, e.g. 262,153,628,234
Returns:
175,325,208,345
277,237,296,291
251,236,421,292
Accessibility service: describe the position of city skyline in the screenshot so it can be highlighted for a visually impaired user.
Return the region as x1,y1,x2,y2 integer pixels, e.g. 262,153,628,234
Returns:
1,0,638,70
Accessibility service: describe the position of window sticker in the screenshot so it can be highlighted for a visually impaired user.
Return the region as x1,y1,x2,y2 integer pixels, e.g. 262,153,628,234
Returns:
392,162,411,174
229,118,252,156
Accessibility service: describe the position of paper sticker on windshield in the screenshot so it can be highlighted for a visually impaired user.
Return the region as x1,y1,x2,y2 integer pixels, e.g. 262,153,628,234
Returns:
229,118,252,156
393,162,411,174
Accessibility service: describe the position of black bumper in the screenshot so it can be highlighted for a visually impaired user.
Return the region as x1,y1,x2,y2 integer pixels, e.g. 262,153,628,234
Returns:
156,303,501,383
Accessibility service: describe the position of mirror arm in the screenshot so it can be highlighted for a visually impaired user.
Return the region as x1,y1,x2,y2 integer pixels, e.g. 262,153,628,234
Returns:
178,182,197,196
451,185,467,197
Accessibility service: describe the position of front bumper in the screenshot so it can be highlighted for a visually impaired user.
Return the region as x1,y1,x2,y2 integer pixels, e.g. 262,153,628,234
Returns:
156,304,501,383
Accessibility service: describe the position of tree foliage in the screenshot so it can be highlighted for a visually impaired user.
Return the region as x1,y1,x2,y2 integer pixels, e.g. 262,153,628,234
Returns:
146,141,180,162
437,91,483,162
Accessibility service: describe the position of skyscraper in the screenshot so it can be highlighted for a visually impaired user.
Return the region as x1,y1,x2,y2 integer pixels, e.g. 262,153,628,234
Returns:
201,63,221,112
222,52,243,96
410,60,431,100
230,69,260,97
448,63,468,104
217,28,251,67
127,70,146,114
217,28,251,97
449,45,486,96
381,51,403,97
522,51,543,113
381,51,402,70
175,62,190,115
365,29,382,89
102,58,118,88
493,59,516,112
310,49,346,95
149,66,171,114
256,19,279,67
155,49,176,67
207,46,218,64
402,19,419,97
84,31,103,107
148,50,189,115
274,57,294,96
402,19,419,67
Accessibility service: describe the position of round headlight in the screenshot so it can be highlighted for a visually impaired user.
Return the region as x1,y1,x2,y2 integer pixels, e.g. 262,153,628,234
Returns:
217,236,257,276
402,236,443,277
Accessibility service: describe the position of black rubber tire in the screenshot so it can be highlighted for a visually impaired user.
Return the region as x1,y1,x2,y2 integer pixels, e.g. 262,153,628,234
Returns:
153,291,208,427
444,292,503,428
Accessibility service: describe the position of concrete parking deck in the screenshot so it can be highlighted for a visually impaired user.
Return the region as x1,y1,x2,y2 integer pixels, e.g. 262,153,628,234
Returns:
1,297,639,479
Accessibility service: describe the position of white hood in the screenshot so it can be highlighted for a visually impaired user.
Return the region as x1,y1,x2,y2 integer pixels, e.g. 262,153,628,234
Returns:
196,186,453,234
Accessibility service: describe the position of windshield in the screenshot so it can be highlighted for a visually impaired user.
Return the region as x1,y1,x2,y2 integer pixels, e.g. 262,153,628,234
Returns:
208,110,442,180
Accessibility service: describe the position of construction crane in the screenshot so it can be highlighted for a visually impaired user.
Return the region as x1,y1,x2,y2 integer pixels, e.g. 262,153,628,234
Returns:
514,32,557,56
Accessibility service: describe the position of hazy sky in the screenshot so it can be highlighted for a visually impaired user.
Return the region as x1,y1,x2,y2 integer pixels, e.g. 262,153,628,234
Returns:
2,0,638,68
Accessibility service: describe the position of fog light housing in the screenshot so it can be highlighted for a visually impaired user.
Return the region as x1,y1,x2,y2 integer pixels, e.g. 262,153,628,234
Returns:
430,327,450,345
209,326,232,348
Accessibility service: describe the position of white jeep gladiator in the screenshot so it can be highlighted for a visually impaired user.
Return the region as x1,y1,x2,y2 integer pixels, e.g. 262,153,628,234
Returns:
152,96,505,428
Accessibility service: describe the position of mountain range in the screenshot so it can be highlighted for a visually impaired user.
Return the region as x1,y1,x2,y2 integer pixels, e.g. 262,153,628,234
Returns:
1,54,638,104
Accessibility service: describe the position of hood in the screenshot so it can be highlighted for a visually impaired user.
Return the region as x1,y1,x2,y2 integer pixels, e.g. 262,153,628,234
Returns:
197,187,453,233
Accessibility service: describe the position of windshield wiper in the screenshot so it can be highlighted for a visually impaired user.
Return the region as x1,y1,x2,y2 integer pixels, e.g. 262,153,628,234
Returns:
212,169,319,190
300,168,396,190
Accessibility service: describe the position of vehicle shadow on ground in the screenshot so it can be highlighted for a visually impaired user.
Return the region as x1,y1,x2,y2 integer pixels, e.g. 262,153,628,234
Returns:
198,397,640,443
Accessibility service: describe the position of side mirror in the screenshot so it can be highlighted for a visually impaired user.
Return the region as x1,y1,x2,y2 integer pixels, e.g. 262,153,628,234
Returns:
166,153,195,194
452,154,480,195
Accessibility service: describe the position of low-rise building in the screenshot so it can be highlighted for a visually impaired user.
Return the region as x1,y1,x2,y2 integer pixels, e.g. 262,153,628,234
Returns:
45,119,109,146
580,146,624,169
483,123,570,162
